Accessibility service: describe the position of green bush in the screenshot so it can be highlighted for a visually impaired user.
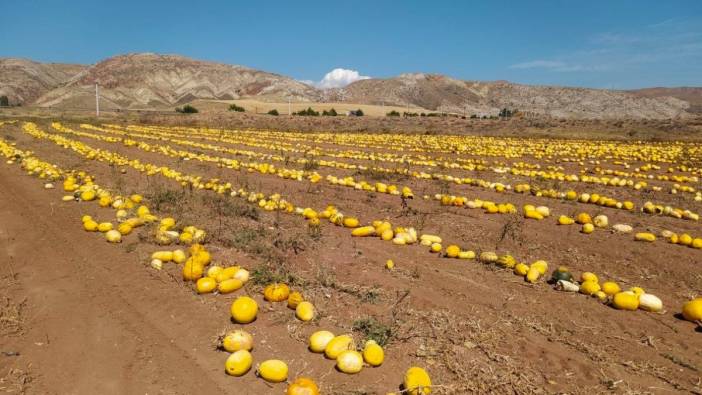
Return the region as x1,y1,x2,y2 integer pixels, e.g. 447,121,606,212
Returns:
322,108,338,116
229,103,245,112
267,109,279,116
386,110,400,116
176,105,199,114
294,107,319,116
0,96,8,107
355,109,364,116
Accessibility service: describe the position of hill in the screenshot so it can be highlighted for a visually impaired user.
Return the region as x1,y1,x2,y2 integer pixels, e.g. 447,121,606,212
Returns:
329,73,691,119
0,58,85,105
629,87,702,114
34,53,319,109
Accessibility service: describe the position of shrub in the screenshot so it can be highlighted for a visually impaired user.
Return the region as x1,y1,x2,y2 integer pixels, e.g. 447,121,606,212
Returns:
0,96,8,107
267,109,279,116
294,107,319,116
322,108,338,116
176,105,198,114
229,103,245,112
355,109,364,116
386,110,400,117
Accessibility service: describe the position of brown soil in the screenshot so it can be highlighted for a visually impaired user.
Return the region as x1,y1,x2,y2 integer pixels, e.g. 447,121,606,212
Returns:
0,118,701,394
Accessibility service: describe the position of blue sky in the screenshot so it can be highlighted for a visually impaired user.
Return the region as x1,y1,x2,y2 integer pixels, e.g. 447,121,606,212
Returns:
1,1,701,89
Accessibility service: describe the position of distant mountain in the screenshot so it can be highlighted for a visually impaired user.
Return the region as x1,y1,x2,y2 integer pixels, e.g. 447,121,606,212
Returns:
1,53,698,119
326,73,691,119
628,87,702,114
34,53,319,109
0,58,85,105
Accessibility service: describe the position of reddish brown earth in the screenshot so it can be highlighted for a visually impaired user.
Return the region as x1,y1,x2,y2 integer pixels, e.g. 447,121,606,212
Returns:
1,119,702,394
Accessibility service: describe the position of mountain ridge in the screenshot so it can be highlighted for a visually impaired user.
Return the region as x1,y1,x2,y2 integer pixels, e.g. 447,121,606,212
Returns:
1,53,700,119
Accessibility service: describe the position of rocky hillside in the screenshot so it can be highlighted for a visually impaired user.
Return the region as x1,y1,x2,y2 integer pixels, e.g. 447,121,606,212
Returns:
629,87,702,114
0,58,85,105
329,73,691,119
34,53,319,109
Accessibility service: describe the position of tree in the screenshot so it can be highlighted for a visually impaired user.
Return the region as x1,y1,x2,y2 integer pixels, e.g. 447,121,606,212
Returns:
322,108,337,116
386,110,400,116
267,109,279,116
176,104,199,113
229,103,245,112
499,108,514,118
294,107,319,116
0,96,9,107
355,109,364,116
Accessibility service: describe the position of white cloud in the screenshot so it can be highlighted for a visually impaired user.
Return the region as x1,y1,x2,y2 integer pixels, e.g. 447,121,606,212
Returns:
306,68,370,89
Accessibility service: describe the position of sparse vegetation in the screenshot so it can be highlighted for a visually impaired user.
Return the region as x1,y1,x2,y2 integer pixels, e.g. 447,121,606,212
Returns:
386,110,400,116
228,103,245,112
293,107,319,116
175,104,199,113
499,108,516,118
322,108,337,116
267,109,279,116
0,96,9,107
352,317,393,346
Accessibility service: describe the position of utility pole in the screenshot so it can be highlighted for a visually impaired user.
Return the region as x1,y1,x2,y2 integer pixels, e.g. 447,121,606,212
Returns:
95,83,100,117
288,97,292,116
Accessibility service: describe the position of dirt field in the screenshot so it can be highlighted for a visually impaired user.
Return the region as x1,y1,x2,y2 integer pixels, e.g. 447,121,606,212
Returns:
1,116,701,394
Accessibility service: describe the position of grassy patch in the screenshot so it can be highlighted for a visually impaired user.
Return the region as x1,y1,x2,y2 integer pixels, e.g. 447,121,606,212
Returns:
201,194,259,220
146,186,189,212
249,264,304,287
0,296,26,336
352,317,393,346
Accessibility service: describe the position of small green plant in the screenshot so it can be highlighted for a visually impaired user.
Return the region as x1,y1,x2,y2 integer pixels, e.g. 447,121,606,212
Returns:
322,108,337,116
352,317,393,346
386,110,400,116
267,109,279,116
229,103,245,112
176,104,199,113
